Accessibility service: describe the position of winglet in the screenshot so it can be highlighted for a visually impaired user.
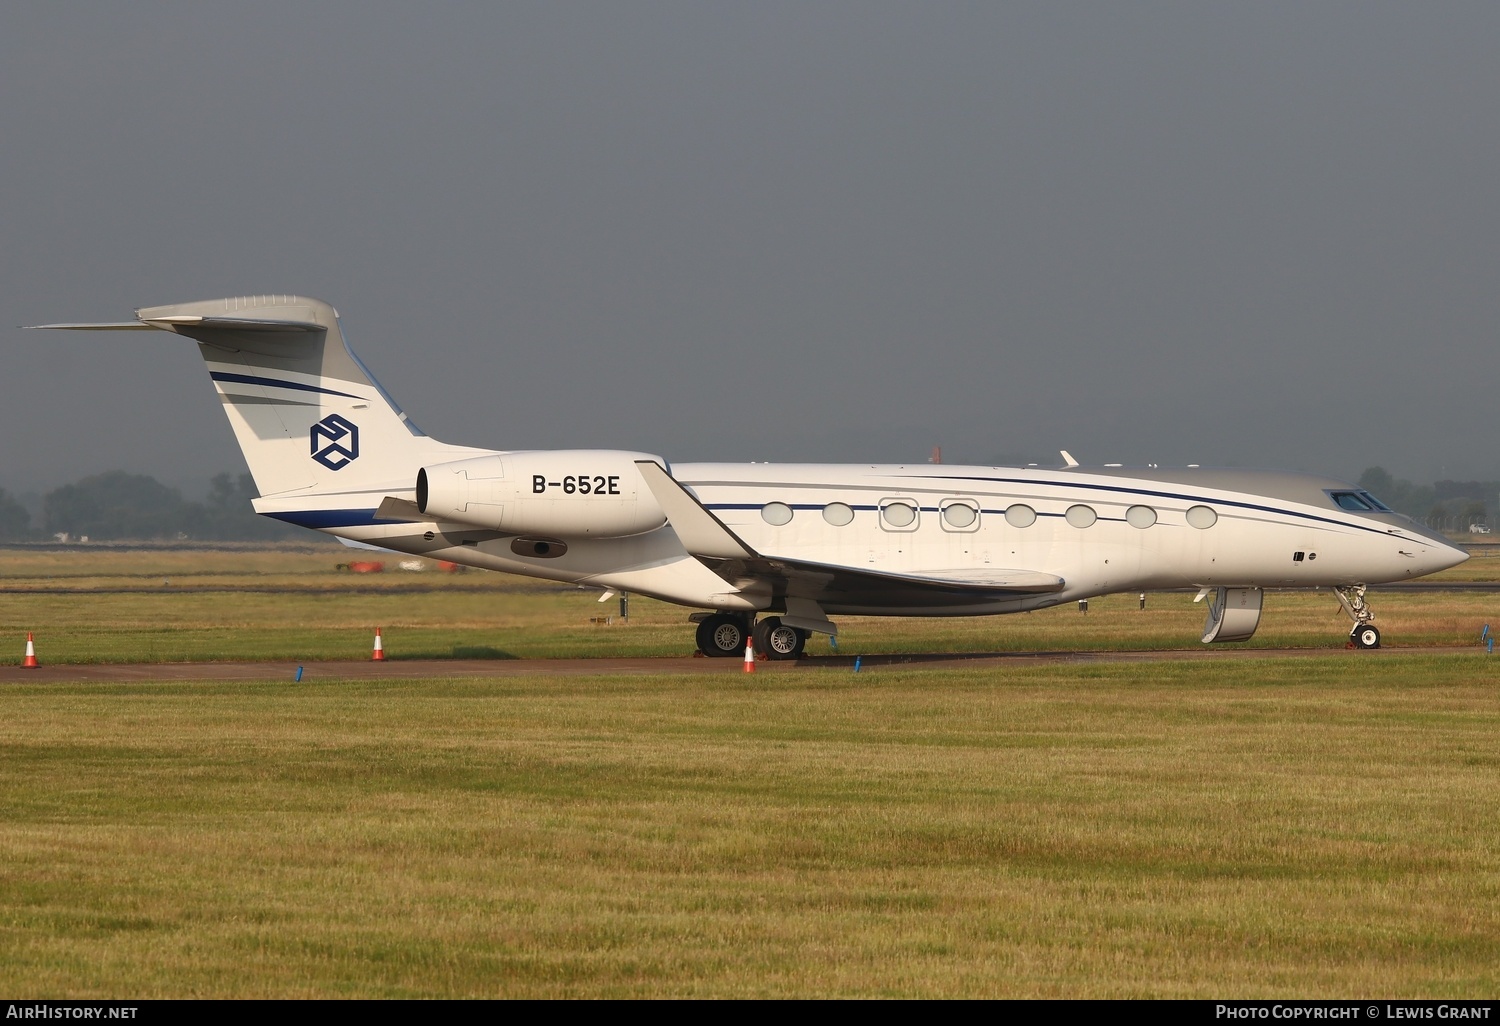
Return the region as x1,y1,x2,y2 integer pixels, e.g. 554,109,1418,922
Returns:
1060,450,1080,468
634,460,758,559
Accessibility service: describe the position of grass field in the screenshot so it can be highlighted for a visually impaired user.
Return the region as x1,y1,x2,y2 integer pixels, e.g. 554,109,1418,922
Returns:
1,657,1498,997
0,545,1497,663
2,545,1498,996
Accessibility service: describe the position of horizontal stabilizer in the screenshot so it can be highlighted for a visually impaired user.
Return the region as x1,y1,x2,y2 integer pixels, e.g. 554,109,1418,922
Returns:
25,322,157,331
635,460,757,559
29,316,324,337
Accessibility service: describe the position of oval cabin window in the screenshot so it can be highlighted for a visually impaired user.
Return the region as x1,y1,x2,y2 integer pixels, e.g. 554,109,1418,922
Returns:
822,502,855,526
1125,505,1157,529
881,501,917,528
761,502,793,526
1065,504,1097,528
1005,504,1036,528
1186,505,1218,529
942,502,977,529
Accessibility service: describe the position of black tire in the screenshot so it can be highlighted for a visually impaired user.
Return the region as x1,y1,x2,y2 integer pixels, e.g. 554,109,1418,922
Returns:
696,614,746,657
1351,624,1381,650
753,617,806,660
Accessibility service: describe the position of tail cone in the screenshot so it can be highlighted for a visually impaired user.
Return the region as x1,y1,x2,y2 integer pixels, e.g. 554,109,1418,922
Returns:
22,632,38,669
372,627,385,662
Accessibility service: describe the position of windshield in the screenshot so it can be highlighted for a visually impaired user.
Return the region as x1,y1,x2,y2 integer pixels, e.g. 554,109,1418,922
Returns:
1329,490,1393,513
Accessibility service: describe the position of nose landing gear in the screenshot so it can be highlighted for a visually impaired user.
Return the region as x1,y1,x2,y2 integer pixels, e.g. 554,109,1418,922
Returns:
1334,585,1381,649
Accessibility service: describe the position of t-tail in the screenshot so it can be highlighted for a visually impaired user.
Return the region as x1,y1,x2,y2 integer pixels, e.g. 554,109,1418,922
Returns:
28,294,487,520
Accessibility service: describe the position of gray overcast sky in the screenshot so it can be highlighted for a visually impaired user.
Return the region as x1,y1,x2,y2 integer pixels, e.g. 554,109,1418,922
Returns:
4,2,1499,496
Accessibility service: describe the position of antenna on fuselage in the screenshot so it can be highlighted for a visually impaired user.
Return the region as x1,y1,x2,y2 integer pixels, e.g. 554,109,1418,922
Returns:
1060,450,1080,468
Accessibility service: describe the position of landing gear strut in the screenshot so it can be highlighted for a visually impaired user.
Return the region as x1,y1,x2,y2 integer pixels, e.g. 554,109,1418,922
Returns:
1334,585,1381,649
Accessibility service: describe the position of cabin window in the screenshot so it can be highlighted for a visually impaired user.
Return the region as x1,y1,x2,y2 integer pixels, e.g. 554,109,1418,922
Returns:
1004,504,1036,528
761,502,793,526
1065,504,1097,528
1125,505,1157,529
1186,505,1218,529
941,501,978,529
880,501,918,528
822,502,854,526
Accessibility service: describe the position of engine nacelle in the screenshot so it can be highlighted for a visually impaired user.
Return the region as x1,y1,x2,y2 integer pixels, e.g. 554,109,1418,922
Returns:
416,450,668,539
1201,587,1263,643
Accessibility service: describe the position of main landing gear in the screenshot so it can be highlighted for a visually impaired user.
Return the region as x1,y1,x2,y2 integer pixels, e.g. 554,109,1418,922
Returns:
693,613,809,660
1334,585,1381,650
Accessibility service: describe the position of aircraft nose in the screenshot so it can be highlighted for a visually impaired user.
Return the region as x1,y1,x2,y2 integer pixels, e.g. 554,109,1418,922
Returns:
1406,526,1468,575
1430,538,1470,573
1378,519,1467,577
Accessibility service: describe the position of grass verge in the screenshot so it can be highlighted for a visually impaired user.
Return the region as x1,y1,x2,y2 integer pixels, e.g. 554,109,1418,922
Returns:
1,656,1497,996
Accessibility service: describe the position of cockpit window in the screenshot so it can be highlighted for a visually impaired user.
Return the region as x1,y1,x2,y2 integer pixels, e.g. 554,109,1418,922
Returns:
1330,491,1375,512
1359,491,1393,512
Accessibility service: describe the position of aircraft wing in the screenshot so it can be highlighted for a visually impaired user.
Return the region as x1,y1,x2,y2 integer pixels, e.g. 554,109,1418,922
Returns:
634,461,1066,607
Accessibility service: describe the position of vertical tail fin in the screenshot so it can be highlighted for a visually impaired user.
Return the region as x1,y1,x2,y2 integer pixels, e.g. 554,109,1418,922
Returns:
36,295,469,499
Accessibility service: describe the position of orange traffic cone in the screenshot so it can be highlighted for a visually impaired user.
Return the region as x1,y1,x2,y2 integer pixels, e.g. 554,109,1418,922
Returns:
743,636,755,673
372,627,386,661
22,632,39,668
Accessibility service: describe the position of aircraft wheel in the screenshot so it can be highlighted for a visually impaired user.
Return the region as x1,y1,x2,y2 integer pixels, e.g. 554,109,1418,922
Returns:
1351,624,1381,650
696,614,747,657
753,617,806,660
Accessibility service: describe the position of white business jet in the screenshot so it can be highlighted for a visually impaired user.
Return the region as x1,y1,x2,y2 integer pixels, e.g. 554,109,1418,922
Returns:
32,295,1467,658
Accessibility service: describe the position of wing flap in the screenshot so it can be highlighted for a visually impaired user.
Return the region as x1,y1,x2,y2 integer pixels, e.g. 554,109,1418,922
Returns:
879,567,1067,591
750,557,1065,596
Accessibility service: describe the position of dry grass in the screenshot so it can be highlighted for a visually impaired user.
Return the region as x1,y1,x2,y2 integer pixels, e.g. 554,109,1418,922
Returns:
1,656,1498,996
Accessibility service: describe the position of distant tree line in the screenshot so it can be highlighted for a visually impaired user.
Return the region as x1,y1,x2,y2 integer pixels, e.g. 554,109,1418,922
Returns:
1358,467,1493,531
0,472,304,542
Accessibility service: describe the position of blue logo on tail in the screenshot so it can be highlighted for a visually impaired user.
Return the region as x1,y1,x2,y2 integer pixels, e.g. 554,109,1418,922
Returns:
310,414,359,470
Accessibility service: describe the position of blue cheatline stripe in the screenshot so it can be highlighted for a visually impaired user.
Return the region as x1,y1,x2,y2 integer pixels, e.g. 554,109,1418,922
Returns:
210,371,363,400
262,509,405,529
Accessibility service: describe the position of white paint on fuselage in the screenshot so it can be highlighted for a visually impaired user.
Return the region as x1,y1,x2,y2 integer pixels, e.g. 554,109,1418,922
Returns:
312,460,1467,615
